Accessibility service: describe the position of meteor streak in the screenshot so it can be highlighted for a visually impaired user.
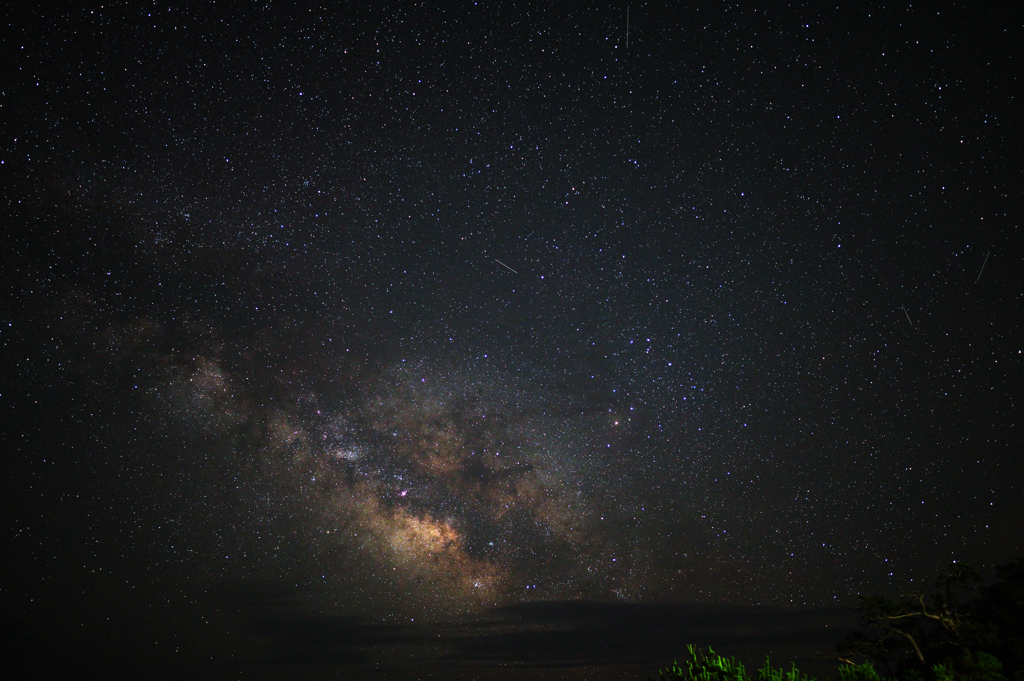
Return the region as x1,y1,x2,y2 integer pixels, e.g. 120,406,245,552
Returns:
976,250,991,283
495,259,518,274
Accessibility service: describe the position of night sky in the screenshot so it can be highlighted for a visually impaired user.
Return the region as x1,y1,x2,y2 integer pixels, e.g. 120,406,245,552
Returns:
2,2,1022,679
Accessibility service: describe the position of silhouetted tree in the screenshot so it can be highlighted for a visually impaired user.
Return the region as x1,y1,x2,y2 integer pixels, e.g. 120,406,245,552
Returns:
838,559,1024,681
655,558,1024,681
978,557,1024,681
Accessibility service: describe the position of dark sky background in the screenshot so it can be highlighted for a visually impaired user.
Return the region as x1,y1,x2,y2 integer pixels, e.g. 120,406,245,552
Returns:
1,1,1022,679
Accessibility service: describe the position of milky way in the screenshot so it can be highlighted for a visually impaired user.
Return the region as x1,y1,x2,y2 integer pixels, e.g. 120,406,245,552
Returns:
139,322,665,620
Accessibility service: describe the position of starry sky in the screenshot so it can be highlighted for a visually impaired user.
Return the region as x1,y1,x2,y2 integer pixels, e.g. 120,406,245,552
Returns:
2,2,1022,678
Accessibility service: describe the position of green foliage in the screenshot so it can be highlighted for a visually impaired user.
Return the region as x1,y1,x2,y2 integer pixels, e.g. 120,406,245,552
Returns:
653,645,753,681
652,647,889,681
757,656,819,681
837,662,890,681
951,650,1007,681
932,664,957,681
928,651,1007,681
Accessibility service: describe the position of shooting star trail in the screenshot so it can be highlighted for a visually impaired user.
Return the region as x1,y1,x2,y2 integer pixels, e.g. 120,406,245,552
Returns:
902,305,914,327
626,4,630,49
494,259,518,274
976,250,991,283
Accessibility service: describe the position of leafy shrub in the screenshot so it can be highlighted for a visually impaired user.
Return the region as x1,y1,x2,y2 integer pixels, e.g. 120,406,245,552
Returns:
837,662,890,681
653,645,752,681
653,646,890,681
